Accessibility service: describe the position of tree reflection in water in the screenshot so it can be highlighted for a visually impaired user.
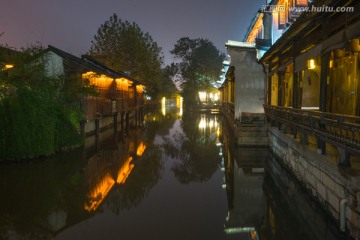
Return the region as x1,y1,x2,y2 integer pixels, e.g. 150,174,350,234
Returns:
0,108,223,240
162,111,221,184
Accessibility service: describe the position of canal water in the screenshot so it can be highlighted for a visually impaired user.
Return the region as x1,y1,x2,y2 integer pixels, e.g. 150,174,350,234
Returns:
0,108,343,240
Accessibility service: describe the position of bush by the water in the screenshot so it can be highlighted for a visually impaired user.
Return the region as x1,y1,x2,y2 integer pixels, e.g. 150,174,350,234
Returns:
0,86,82,160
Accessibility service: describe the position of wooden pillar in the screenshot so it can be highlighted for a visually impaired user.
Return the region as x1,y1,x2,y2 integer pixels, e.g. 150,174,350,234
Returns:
356,52,360,116
291,71,299,139
292,72,299,109
114,112,118,143
320,52,330,112
278,71,283,106
267,75,272,105
95,115,100,151
120,111,125,137
113,112,118,132
126,111,130,134
317,52,331,155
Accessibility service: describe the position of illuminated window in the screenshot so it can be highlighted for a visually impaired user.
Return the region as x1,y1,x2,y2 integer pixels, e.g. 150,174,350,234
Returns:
199,91,206,101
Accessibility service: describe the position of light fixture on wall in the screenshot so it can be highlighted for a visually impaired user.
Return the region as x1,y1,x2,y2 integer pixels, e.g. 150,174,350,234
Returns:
307,59,316,69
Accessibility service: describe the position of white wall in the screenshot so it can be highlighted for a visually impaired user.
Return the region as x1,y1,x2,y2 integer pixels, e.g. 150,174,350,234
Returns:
227,45,265,120
44,51,64,77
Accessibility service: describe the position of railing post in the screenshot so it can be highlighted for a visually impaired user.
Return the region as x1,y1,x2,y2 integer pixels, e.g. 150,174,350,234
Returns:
317,137,326,155
317,114,326,155
291,128,297,139
338,147,351,168
300,131,309,145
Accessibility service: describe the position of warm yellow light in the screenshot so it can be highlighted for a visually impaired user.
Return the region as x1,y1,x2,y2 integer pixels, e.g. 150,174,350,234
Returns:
199,117,206,129
2,64,14,70
116,78,130,91
84,173,115,212
82,71,113,88
199,91,206,101
179,97,183,116
307,59,316,69
136,84,144,93
116,157,134,184
136,142,146,156
161,97,166,116
209,120,214,129
329,60,333,68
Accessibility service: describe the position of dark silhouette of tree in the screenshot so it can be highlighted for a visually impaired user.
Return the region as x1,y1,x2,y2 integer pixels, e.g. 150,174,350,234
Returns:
89,13,164,98
170,37,224,106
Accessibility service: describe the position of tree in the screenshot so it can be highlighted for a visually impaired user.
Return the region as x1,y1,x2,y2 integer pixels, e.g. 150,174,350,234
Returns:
0,45,96,160
89,13,164,98
157,65,178,98
170,37,225,106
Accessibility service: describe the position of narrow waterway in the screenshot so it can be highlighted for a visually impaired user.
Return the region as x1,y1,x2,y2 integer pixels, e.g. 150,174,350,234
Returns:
0,109,342,240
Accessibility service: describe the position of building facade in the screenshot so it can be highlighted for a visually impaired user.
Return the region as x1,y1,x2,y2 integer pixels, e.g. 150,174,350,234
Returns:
222,0,360,238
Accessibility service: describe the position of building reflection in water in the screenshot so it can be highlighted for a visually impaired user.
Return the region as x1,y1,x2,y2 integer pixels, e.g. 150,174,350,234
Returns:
84,135,148,212
219,117,342,240
84,172,116,212
219,119,266,240
0,118,162,240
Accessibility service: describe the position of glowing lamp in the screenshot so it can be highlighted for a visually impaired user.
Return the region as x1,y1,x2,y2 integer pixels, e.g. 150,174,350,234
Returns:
2,64,14,70
307,59,315,69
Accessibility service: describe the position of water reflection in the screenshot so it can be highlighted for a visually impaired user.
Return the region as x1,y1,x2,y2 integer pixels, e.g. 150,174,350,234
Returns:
0,124,162,239
220,118,342,240
162,111,221,184
220,121,266,240
0,106,343,240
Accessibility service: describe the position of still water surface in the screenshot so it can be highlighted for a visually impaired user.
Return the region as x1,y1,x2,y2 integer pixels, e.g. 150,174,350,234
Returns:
0,110,341,240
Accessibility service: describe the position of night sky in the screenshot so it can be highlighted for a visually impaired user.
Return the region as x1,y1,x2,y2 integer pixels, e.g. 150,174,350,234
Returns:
0,0,264,65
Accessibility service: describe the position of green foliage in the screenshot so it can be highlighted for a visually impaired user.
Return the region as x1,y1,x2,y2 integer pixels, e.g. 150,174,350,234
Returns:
89,13,164,98
170,37,225,105
156,65,178,99
54,106,82,149
0,86,56,159
0,45,85,160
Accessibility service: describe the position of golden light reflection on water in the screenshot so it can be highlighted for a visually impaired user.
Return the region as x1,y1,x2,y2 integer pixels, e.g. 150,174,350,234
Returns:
136,142,146,156
84,173,115,212
198,115,219,133
117,157,134,184
85,153,139,212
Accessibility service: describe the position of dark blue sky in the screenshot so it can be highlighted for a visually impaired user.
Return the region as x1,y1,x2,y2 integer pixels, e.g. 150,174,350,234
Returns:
0,0,264,65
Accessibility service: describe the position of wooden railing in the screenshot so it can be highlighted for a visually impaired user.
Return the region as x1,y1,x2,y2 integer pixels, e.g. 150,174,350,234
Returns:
264,105,360,156
221,102,234,117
